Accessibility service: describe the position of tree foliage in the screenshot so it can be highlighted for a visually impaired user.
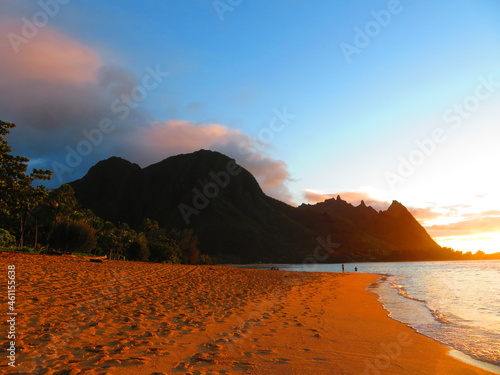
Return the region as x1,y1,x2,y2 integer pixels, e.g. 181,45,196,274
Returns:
142,219,181,263
0,228,15,247
49,220,97,254
0,120,52,246
127,232,150,261
168,228,200,265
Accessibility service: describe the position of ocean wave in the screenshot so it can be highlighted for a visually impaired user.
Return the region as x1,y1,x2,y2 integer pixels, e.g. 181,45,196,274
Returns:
389,278,427,303
388,278,451,325
378,274,500,367
430,309,451,324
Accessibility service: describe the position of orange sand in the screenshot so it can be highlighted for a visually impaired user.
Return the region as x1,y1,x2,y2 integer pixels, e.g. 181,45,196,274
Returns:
0,252,495,375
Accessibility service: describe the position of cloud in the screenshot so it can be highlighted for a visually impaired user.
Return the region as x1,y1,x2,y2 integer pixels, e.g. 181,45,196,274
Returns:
118,120,295,203
407,207,443,222
303,190,390,211
0,23,294,203
410,205,497,227
0,23,149,156
1,28,101,85
303,191,334,204
426,215,500,237
462,210,500,219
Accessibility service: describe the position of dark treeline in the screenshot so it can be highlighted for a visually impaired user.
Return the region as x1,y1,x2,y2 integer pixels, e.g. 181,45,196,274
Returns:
380,247,500,262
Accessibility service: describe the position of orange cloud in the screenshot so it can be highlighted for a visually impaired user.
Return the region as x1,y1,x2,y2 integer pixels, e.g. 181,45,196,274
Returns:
143,121,246,152
407,207,443,222
303,191,336,204
427,215,500,237
0,23,101,86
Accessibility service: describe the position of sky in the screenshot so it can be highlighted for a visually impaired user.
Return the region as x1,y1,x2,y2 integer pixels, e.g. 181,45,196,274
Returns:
1,0,500,253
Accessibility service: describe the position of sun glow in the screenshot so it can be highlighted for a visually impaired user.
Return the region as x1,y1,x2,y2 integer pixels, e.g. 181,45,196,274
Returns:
435,233,500,254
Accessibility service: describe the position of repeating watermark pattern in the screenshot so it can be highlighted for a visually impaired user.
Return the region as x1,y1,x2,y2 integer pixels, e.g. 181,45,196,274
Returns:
384,128,448,191
385,74,499,191
340,0,410,63
51,65,169,182
213,0,243,21
7,0,72,54
6,265,17,368
442,75,499,130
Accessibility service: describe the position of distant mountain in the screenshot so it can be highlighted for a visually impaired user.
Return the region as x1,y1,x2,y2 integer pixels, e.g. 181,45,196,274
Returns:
298,196,440,251
69,150,441,263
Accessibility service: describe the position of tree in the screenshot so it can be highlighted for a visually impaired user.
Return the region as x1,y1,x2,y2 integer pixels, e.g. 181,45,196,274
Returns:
127,232,150,261
110,222,135,260
168,228,200,265
46,184,78,223
49,220,97,254
199,254,216,265
474,250,486,260
141,218,160,233
0,120,52,246
148,238,181,264
0,228,15,247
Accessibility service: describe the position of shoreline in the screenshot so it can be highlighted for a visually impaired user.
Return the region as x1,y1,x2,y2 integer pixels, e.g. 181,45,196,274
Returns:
449,350,500,374
1,252,497,374
365,278,500,374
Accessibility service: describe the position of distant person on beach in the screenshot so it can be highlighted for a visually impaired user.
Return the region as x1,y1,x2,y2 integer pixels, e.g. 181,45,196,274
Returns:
355,267,357,272
342,264,345,272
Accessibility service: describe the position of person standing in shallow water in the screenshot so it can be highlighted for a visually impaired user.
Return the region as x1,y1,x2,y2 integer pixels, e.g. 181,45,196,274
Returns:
355,267,357,272
342,264,345,272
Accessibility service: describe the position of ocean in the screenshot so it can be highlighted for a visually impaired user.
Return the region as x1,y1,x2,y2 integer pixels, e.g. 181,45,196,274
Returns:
242,260,500,371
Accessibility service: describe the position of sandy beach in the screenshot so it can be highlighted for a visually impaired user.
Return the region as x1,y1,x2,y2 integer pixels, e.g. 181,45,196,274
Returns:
1,252,495,375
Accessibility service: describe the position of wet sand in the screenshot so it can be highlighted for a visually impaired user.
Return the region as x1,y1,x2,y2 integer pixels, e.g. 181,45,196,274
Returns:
0,252,495,374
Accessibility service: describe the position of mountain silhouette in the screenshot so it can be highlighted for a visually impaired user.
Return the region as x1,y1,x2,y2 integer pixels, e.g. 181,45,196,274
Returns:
69,150,441,263
298,196,439,252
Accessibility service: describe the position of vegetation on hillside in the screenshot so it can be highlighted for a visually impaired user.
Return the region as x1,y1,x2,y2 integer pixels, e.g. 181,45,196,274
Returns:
0,120,214,264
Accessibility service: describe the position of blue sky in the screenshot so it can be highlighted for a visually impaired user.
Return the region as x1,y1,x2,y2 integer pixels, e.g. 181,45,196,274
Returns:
1,0,500,252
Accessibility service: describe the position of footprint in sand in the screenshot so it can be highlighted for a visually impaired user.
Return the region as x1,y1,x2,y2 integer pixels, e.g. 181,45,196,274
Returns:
257,349,275,355
232,362,256,371
174,361,193,371
203,342,223,351
244,351,255,358
313,357,329,362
